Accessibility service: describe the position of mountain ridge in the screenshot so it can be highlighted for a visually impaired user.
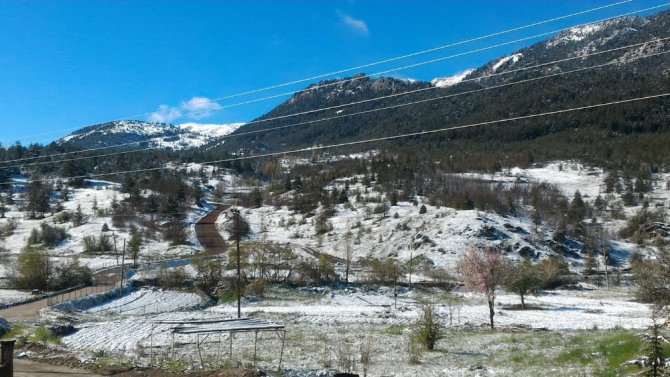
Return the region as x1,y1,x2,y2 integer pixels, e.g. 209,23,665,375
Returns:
57,120,243,151
204,10,669,169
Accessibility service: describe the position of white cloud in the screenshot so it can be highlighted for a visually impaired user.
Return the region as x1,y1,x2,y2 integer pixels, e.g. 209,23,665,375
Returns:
182,97,222,119
148,96,222,123
148,105,182,123
339,12,369,36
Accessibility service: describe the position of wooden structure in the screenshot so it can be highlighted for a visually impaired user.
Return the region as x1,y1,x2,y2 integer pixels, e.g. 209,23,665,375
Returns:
0,340,15,377
150,318,286,370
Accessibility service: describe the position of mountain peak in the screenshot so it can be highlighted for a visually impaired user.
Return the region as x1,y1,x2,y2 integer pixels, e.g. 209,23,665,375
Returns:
58,121,243,151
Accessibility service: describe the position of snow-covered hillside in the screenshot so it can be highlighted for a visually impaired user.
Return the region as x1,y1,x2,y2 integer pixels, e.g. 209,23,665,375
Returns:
57,120,243,151
0,179,206,279
431,69,475,88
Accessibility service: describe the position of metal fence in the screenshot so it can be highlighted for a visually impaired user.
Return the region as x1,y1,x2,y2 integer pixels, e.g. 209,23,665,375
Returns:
46,285,116,306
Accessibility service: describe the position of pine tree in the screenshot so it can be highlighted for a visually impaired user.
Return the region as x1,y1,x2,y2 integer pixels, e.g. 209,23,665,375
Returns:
128,233,142,268
26,181,51,218
390,191,399,206
73,204,84,227
637,310,670,377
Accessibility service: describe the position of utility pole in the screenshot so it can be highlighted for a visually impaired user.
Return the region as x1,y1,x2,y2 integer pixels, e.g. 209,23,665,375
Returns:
119,239,126,298
112,231,118,266
45,252,50,294
408,242,414,291
233,209,242,319
393,262,398,310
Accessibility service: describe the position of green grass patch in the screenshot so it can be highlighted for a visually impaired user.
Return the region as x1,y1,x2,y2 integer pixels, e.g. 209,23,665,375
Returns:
554,331,641,376
2,324,26,340
30,325,61,346
597,332,641,370
555,347,592,366
96,356,135,370
218,289,238,303
386,324,408,336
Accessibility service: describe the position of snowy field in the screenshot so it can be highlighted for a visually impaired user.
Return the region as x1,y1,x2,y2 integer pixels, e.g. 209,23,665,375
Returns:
82,288,204,316
0,289,33,306
56,285,652,376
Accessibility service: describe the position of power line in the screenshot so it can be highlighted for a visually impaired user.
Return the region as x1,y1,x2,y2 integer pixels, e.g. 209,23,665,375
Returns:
6,92,668,185
206,37,670,128
4,43,667,170
4,37,668,170
188,0,636,103
199,93,670,164
96,2,670,121
0,0,646,145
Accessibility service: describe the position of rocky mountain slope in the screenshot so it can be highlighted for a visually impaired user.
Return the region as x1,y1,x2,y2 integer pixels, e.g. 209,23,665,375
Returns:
210,11,670,168
57,120,243,151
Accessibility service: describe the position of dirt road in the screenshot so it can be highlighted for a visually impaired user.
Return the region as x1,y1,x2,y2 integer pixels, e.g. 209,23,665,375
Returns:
0,285,112,322
194,204,229,254
14,359,103,376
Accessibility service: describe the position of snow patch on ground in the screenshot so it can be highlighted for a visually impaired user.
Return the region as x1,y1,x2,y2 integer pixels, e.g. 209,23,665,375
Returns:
0,289,33,306
83,288,203,316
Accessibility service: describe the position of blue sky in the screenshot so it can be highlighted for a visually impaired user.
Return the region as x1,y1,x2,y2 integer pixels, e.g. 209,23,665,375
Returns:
0,0,666,145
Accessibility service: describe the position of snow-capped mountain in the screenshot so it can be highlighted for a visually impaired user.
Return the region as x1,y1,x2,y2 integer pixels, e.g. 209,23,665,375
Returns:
431,69,475,88
57,120,243,151
216,10,670,155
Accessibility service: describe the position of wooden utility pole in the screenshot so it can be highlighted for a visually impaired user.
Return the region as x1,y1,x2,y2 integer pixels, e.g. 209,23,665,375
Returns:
393,262,398,310
113,231,118,265
604,250,610,290
119,239,126,297
234,209,242,319
408,242,414,291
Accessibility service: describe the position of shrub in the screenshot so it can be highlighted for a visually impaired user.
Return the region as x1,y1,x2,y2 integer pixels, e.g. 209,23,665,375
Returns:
298,256,336,285
360,339,373,377
11,246,50,290
158,265,190,289
26,223,69,248
364,258,398,285
163,220,188,245
408,336,423,364
0,219,16,238
30,325,61,346
52,257,92,290
415,301,441,351
245,278,267,297
537,255,571,289
53,211,73,224
82,234,112,253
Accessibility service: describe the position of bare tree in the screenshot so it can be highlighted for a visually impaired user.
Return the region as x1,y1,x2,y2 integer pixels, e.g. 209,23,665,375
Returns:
504,258,541,309
632,246,670,305
457,246,510,329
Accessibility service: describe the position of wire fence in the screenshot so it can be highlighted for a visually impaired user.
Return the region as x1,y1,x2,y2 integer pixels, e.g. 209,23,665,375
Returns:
46,284,116,306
